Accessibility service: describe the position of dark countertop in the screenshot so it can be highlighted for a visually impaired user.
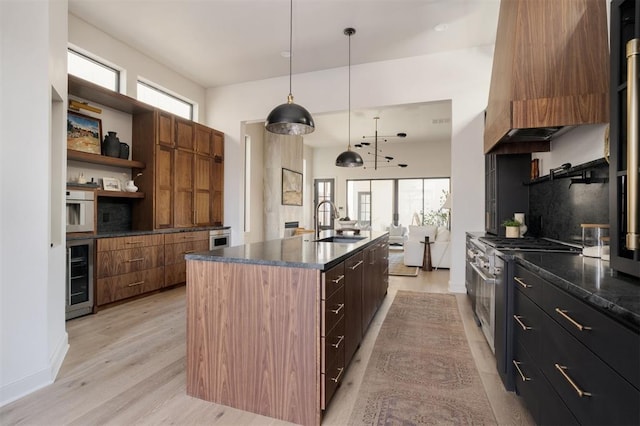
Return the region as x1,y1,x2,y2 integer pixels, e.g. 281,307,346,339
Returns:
67,225,230,241
185,230,388,271
515,252,640,332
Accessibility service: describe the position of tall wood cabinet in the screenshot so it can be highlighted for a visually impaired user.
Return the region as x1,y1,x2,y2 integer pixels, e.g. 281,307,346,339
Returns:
609,0,640,278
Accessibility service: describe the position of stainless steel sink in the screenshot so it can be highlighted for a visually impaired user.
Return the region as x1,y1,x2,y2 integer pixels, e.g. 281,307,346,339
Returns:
313,235,366,243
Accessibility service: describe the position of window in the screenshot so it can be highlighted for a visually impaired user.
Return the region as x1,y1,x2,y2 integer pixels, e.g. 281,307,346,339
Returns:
68,49,120,91
137,80,193,120
314,179,335,230
357,192,371,224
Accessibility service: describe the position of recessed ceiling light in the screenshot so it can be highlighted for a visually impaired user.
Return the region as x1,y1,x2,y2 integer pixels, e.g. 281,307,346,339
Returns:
434,23,449,32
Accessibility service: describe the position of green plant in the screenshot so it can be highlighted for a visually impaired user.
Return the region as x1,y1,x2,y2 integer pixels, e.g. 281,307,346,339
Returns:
502,218,522,227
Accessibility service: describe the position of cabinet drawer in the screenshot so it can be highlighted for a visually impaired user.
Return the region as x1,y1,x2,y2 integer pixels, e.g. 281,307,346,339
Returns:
541,313,640,426
165,262,188,287
512,265,543,305
322,284,345,337
322,318,345,375
513,288,542,360
96,246,164,278
164,230,209,244
323,263,345,300
97,267,164,305
97,234,164,251
321,344,345,410
541,281,640,389
165,239,209,265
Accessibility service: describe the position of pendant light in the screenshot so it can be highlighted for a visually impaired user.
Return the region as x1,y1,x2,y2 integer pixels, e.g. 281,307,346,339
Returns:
336,28,364,167
265,0,315,135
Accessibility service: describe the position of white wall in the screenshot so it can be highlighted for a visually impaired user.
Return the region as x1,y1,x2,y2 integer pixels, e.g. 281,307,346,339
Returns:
1,0,68,406
206,47,494,292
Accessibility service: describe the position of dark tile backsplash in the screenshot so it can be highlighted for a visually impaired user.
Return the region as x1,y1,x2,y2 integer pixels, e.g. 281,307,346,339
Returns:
528,161,609,244
97,198,132,233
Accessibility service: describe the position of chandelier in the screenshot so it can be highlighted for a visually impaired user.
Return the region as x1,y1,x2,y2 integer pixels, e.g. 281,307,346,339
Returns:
354,116,408,170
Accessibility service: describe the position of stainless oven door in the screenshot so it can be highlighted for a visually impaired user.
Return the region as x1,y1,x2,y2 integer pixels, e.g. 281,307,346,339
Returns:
472,262,496,353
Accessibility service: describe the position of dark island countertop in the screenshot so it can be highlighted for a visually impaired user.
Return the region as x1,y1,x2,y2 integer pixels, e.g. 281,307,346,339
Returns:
185,230,388,271
67,225,230,241
515,252,640,332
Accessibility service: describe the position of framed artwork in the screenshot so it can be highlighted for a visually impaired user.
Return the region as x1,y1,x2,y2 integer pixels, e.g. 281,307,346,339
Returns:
102,177,121,191
282,168,303,206
67,110,102,154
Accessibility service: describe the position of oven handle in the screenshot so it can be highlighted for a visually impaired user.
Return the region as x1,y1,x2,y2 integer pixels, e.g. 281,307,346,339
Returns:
469,262,496,284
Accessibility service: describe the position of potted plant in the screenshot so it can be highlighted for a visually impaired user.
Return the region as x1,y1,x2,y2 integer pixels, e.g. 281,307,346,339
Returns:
502,218,522,238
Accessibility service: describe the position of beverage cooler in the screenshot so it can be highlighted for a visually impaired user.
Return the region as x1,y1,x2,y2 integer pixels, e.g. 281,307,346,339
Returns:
66,239,94,320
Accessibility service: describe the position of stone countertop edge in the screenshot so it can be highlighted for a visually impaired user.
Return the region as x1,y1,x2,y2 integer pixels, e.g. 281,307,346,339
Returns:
515,252,640,332
185,230,389,272
67,226,230,240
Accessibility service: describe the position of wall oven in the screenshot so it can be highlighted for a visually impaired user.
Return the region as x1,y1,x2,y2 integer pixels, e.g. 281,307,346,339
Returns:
209,228,231,250
66,190,95,233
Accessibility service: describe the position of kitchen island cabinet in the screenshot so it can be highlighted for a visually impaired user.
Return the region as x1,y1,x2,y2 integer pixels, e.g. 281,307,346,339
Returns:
185,231,389,425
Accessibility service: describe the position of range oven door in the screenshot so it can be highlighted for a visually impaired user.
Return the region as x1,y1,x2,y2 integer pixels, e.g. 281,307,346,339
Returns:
472,262,496,353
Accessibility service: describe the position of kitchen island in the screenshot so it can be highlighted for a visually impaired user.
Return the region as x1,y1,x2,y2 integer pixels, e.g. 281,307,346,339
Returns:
184,230,389,425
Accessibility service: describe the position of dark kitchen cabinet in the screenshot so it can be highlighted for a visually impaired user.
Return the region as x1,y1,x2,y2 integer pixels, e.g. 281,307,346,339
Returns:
511,264,640,425
344,251,364,365
609,0,640,278
485,153,530,236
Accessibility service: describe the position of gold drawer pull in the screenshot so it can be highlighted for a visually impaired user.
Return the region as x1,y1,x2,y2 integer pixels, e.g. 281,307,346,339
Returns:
330,303,344,315
514,277,532,288
512,360,531,382
331,335,345,349
554,364,591,397
332,275,344,284
555,308,592,331
513,315,532,331
183,250,195,254
330,367,345,383
126,257,145,263
350,260,364,270
125,241,144,245
127,280,145,287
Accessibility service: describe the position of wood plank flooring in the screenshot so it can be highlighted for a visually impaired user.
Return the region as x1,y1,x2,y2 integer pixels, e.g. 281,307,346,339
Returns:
1,268,534,425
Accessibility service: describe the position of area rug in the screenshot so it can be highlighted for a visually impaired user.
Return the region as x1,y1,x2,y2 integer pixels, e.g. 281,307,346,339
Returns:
388,250,419,277
348,291,496,425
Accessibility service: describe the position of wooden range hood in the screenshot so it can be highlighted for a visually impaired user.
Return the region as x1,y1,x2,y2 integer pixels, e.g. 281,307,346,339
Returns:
484,0,610,154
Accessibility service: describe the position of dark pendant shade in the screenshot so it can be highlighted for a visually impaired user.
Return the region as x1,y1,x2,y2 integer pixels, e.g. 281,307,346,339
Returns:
265,99,315,135
336,149,364,167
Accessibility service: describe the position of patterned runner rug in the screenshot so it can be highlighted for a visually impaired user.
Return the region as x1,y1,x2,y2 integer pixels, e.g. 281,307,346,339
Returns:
388,251,419,277
348,291,497,425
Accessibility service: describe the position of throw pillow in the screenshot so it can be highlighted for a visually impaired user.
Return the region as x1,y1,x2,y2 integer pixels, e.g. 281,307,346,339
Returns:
408,225,437,242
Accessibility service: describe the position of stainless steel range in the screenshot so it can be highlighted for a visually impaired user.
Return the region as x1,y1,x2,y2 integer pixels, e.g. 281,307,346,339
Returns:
465,233,581,391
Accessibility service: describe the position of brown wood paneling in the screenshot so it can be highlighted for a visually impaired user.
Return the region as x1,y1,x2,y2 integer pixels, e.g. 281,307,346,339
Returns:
175,118,194,151
97,234,164,252
212,130,224,161
174,150,194,227
186,260,321,426
194,154,213,226
155,145,174,228
195,123,213,156
165,240,209,264
96,245,164,278
157,111,174,148
96,267,164,306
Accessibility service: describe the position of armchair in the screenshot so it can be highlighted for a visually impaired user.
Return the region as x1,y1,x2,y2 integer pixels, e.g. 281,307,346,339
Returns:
386,223,407,246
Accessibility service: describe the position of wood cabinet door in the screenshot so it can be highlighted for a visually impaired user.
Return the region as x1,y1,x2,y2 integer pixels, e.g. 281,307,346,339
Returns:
156,111,173,147
195,123,213,156
174,150,195,227
362,245,377,331
213,130,224,160
155,145,173,228
194,154,212,226
175,118,195,151
344,252,364,365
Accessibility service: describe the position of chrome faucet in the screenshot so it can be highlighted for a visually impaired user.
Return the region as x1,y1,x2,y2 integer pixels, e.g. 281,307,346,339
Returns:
315,200,340,238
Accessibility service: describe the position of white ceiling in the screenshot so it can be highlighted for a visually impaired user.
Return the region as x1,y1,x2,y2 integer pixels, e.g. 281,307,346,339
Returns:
68,0,499,148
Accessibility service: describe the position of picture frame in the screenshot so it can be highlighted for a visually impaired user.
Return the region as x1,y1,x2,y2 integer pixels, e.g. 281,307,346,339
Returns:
282,168,303,206
67,110,102,155
102,177,121,192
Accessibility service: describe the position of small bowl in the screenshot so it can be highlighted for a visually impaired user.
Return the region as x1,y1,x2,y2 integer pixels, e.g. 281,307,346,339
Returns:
338,220,358,227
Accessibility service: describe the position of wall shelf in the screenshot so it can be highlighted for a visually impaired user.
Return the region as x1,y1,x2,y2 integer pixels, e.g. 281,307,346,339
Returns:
67,149,145,169
524,158,608,185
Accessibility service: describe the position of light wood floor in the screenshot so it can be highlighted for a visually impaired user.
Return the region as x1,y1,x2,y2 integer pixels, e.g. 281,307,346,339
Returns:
1,267,534,425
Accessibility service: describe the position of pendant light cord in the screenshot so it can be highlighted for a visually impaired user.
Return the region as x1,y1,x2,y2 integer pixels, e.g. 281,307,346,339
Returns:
347,30,352,149
288,0,293,97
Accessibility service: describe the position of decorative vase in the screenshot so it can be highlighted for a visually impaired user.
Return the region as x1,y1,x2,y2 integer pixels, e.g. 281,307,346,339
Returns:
514,213,527,237
124,180,138,192
505,226,520,238
102,131,120,157
119,142,130,159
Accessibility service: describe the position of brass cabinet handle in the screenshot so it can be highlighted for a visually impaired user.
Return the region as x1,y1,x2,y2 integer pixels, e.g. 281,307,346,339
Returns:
330,367,345,383
514,277,531,289
554,308,591,331
125,241,143,245
512,360,530,382
330,303,344,315
513,315,532,331
126,257,145,263
350,260,364,270
554,364,591,397
331,335,344,349
332,274,344,284
183,250,195,254
626,38,639,250
127,280,145,287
